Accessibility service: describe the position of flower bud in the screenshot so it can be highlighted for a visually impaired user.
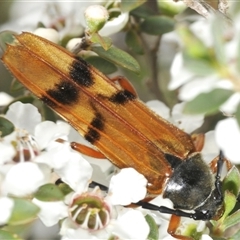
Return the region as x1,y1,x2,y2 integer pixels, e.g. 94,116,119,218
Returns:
66,38,83,52
34,28,59,43
84,5,109,34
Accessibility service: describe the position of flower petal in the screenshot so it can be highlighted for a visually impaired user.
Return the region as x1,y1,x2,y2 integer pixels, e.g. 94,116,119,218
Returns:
0,142,15,164
54,151,93,194
2,162,47,196
215,118,240,164
0,197,14,225
112,209,149,240
108,168,147,205
5,102,41,134
35,121,70,150
32,198,68,227
171,102,204,133
146,100,170,119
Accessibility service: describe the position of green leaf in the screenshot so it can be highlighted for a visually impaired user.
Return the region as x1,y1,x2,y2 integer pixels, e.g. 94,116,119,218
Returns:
145,214,159,240
85,56,117,74
140,16,174,35
183,89,233,115
91,45,140,73
223,209,240,231
177,26,210,59
130,4,155,18
90,33,112,50
211,15,227,65
223,166,240,198
231,226,240,239
0,31,16,51
229,1,240,18
8,199,40,225
0,230,22,240
221,190,237,221
34,183,64,201
235,103,240,127
177,25,216,75
237,35,240,75
182,53,215,76
0,117,14,137
121,0,146,12
125,30,144,54
57,182,73,196
11,79,24,92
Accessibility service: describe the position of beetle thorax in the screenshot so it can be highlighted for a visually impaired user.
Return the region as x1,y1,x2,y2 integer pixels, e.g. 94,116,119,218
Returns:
163,153,215,210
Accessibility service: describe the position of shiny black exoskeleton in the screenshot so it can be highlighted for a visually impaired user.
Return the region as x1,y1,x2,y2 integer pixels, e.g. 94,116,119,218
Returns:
136,151,224,221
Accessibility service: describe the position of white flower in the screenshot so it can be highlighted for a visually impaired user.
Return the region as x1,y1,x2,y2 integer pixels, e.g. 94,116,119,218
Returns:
34,121,70,150
169,53,233,102
5,101,41,135
201,131,219,162
146,100,170,119
0,197,14,225
0,142,15,165
32,198,68,227
53,148,93,194
31,151,93,227
61,218,108,239
215,118,240,164
1,102,76,197
99,12,129,36
108,168,147,205
201,234,213,240
171,102,204,133
2,162,49,197
66,38,82,52
111,209,149,240
169,53,195,90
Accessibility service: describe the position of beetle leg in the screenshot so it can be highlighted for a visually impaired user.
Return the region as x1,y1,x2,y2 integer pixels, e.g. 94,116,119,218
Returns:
209,150,233,173
168,214,192,240
71,142,106,159
135,201,199,239
110,76,138,97
191,133,205,151
135,201,195,217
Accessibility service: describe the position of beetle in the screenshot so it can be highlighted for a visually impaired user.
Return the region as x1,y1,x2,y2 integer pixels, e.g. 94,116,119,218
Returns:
0,31,234,239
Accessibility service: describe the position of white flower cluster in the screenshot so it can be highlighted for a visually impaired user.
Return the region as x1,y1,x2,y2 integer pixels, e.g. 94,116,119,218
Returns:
169,9,240,164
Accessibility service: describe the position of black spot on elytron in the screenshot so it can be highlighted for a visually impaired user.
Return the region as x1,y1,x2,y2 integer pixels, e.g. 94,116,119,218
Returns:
85,113,105,144
69,57,93,87
46,79,79,105
109,89,136,104
85,128,100,144
91,113,105,130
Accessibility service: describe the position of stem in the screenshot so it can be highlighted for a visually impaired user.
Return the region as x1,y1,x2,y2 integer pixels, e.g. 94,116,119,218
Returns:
138,0,166,102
